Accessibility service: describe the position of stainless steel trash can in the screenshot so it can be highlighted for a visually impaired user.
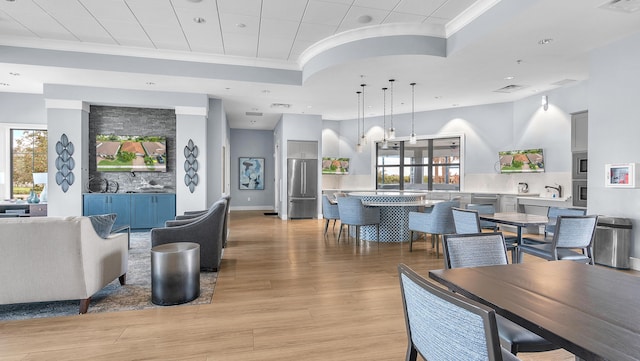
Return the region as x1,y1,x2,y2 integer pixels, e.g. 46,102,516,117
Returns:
594,217,632,269
151,242,200,305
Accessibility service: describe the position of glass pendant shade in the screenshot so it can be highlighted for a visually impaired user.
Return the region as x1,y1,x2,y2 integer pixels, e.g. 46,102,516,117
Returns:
409,82,417,144
388,79,395,139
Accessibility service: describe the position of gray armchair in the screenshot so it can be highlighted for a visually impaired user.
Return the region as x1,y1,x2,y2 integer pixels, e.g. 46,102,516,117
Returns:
408,200,459,257
322,195,340,235
174,195,231,248
150,198,227,272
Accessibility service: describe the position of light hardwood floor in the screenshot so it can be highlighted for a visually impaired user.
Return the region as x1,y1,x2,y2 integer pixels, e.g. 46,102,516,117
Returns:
0,211,574,360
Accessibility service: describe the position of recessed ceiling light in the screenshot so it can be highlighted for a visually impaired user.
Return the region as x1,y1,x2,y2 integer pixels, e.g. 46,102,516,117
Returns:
504,76,515,80
262,89,270,94
193,17,206,23
146,82,155,85
9,72,20,76
357,15,372,24
0,83,10,86
434,96,442,99
236,23,246,28
538,38,553,45
187,0,202,2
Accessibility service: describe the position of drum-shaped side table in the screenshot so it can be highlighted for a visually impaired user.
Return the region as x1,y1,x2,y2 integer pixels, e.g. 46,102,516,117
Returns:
151,242,200,306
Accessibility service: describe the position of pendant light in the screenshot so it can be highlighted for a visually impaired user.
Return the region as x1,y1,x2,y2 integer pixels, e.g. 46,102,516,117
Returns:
381,87,389,149
356,91,363,153
388,79,396,139
360,84,367,145
409,82,417,144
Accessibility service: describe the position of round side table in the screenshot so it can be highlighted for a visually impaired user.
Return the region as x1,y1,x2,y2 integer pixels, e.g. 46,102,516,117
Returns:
151,242,200,306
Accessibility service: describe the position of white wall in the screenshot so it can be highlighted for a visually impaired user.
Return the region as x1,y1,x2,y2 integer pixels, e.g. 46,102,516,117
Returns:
588,30,640,259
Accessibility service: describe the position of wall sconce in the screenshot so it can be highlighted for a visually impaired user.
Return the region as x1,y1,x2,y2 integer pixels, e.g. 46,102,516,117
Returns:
542,95,548,111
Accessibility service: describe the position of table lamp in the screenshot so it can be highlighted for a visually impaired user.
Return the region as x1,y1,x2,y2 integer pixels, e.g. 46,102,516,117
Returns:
32,173,48,203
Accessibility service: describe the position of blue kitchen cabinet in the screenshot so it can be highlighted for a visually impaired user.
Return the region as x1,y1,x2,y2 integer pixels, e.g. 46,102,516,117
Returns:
83,194,131,229
130,194,176,229
83,193,175,230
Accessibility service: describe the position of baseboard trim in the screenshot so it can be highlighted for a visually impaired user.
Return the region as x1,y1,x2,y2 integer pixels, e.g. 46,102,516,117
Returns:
230,206,274,211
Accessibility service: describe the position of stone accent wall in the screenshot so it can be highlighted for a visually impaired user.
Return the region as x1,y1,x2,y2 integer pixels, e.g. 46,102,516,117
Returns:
88,105,176,193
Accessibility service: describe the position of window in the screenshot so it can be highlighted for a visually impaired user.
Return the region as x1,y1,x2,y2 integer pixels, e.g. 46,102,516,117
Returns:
376,136,460,191
11,129,47,200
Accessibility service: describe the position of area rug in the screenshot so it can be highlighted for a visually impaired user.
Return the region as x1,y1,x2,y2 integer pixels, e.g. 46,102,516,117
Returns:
0,231,217,321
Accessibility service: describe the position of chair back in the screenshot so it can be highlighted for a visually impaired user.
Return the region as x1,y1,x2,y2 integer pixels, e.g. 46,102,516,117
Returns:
466,203,497,230
398,264,505,361
337,197,379,226
552,215,598,249
545,207,586,235
322,195,340,220
443,232,509,269
452,207,481,234
428,200,459,234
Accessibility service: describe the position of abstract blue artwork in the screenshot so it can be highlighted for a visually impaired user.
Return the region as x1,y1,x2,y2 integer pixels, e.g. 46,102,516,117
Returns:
239,157,264,190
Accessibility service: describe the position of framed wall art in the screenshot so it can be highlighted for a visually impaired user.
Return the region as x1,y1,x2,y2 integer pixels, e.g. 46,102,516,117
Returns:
239,157,264,190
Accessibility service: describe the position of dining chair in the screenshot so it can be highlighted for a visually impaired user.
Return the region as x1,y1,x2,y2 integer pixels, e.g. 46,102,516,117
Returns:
442,233,560,356
408,200,458,257
321,194,340,235
337,197,380,245
518,215,598,264
451,207,518,263
397,263,522,361
545,207,587,237
466,203,498,230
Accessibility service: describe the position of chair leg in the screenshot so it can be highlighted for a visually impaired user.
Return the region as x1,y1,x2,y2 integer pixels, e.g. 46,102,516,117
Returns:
337,224,344,242
376,224,380,249
324,219,330,235
332,219,337,231
355,225,360,246
409,231,413,252
435,234,440,259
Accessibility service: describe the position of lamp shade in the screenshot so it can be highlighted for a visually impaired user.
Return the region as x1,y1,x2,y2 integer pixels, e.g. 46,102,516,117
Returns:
33,173,48,184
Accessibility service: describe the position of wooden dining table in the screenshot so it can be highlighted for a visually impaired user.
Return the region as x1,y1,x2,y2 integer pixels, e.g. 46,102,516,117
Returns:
429,261,640,361
478,212,548,262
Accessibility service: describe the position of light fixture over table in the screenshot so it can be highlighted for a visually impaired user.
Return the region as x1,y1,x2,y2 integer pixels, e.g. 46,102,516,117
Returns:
388,79,396,139
410,82,417,144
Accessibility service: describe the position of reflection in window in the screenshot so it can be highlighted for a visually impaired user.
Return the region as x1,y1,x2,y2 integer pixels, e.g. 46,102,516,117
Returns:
376,137,460,191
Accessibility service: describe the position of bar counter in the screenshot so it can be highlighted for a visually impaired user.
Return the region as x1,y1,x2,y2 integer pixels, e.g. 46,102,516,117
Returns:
347,191,439,242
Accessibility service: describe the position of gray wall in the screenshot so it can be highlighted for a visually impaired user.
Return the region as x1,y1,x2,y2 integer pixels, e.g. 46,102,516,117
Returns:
589,30,640,259
230,129,274,210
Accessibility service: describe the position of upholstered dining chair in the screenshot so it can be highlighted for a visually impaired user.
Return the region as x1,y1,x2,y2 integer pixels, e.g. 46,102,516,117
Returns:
337,196,380,245
408,200,459,257
518,215,598,264
452,207,482,234
466,203,498,230
322,194,340,235
452,207,518,263
442,233,560,356
398,263,522,361
545,206,587,237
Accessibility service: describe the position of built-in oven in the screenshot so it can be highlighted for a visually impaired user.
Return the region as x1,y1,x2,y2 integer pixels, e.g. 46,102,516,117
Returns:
572,151,588,179
572,180,587,207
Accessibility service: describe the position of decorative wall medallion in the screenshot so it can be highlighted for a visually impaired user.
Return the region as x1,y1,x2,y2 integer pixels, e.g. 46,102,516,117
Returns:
184,139,199,193
55,133,75,193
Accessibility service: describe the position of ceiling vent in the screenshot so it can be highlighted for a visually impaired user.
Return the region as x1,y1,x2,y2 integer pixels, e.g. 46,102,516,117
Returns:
245,111,263,116
493,84,528,93
270,103,291,109
599,0,640,13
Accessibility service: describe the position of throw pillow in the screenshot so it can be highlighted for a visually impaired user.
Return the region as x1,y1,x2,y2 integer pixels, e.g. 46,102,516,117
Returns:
89,213,117,239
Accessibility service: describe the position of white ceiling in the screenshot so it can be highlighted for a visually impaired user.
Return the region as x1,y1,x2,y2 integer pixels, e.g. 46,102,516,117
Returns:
1,0,640,129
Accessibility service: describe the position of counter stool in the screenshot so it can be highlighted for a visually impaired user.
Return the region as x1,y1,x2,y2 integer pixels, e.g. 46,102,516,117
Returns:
151,242,200,306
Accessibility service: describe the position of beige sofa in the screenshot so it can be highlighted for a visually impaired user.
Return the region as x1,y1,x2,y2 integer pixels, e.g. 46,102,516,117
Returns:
0,216,128,314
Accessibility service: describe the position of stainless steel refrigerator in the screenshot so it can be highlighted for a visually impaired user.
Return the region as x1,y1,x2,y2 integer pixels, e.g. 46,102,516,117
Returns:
287,158,317,219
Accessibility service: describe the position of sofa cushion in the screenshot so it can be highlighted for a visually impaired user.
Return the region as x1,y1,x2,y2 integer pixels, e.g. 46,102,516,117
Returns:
89,213,117,238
